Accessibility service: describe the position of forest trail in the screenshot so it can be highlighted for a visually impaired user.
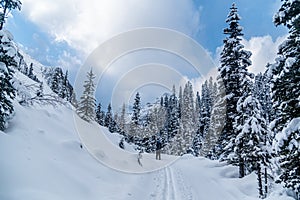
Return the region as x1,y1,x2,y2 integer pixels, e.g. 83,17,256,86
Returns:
146,157,255,200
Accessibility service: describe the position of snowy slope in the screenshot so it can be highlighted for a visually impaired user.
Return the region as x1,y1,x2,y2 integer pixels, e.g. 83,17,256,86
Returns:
0,43,294,199
0,100,294,200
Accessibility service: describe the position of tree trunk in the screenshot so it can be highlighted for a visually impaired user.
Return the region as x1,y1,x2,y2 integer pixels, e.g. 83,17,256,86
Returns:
239,156,245,178
238,140,245,178
264,167,268,198
0,3,8,30
257,164,263,198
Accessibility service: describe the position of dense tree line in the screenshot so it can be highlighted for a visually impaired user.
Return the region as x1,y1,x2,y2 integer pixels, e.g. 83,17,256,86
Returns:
69,1,299,199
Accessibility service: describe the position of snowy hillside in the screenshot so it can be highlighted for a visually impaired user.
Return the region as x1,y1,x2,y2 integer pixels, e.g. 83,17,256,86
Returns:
0,59,293,199
0,101,293,200
1,0,299,198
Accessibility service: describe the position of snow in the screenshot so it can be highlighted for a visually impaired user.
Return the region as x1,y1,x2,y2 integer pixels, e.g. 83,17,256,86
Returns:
0,30,14,43
274,117,300,152
0,61,7,73
0,100,294,200
0,40,295,200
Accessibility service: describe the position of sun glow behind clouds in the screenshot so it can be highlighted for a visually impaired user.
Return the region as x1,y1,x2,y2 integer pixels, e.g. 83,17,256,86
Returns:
21,0,201,56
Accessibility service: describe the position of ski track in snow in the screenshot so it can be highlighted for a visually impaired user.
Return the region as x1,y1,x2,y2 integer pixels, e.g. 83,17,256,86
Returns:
149,166,193,200
172,166,193,200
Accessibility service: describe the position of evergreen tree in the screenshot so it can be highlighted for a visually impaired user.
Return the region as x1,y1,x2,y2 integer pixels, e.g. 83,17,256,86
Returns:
36,82,43,97
180,81,195,154
205,80,226,159
165,85,180,139
201,78,219,157
270,0,300,197
132,92,141,125
194,91,201,122
0,0,22,30
77,69,96,122
119,103,126,133
235,95,270,198
216,3,252,163
28,63,34,78
59,71,67,99
105,103,113,128
0,30,16,130
253,72,274,125
192,129,202,157
199,81,212,139
50,67,63,95
109,113,118,133
178,86,183,119
95,103,104,125
70,91,78,108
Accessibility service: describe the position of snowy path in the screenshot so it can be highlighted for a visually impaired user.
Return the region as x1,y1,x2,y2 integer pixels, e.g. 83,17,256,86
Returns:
148,165,193,200
140,156,259,200
1,103,294,200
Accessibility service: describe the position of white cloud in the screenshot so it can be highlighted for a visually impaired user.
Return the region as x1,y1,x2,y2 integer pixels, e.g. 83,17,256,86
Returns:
21,0,201,56
242,35,286,74
188,34,286,96
212,35,286,76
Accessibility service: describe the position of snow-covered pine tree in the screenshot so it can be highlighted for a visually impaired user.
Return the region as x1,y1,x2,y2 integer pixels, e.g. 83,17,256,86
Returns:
208,76,218,105
192,129,202,157
36,82,43,97
129,92,142,137
118,103,126,134
76,69,96,122
165,85,180,139
26,63,38,82
209,77,227,159
216,3,252,162
0,30,16,131
59,70,67,99
0,0,21,30
253,72,275,126
270,0,300,198
180,81,195,154
95,103,104,125
109,113,118,133
192,91,202,156
253,72,274,196
104,103,113,128
195,91,201,121
70,90,78,108
27,63,33,78
201,78,219,157
132,92,141,125
199,81,212,140
163,85,180,154
178,86,183,119
235,95,270,198
50,67,63,95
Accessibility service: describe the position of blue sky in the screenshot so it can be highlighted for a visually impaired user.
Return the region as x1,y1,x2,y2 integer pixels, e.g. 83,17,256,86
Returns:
6,0,287,109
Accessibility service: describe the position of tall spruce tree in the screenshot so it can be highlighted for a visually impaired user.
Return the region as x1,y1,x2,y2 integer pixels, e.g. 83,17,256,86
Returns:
180,81,195,154
199,80,212,139
105,103,113,128
0,30,16,130
253,72,275,126
201,78,219,157
165,86,180,139
235,95,270,197
270,0,300,198
119,103,126,133
216,3,252,163
77,69,96,122
95,103,105,126
192,91,202,156
132,92,141,125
